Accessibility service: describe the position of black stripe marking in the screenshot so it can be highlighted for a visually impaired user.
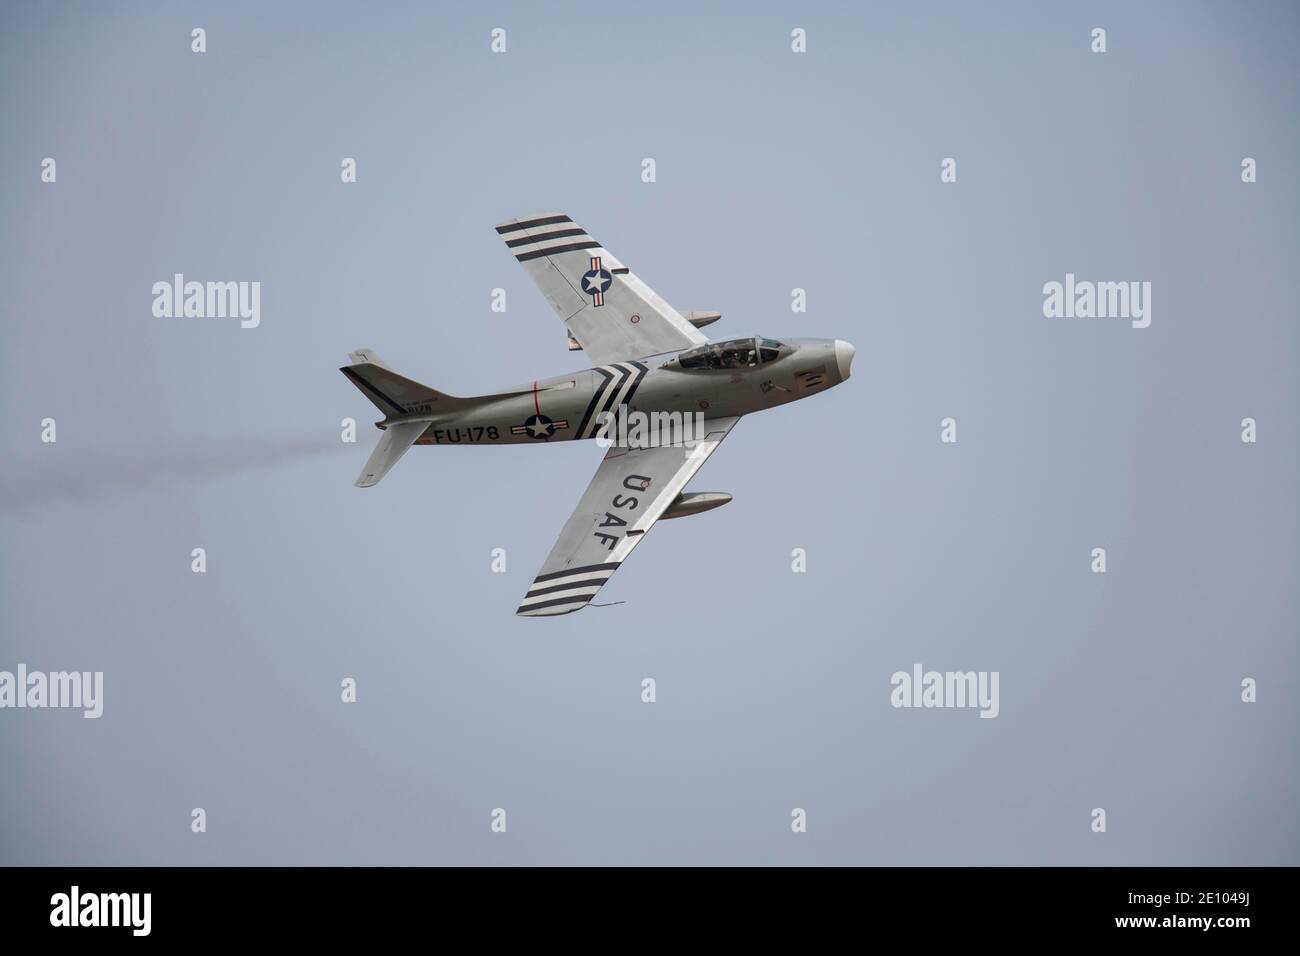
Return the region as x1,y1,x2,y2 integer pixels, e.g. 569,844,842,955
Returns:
593,364,633,428
532,561,620,584
340,366,406,417
517,595,594,614
611,267,629,275
496,215,571,235
622,362,649,406
505,228,587,248
516,241,600,262
524,577,610,599
576,367,615,438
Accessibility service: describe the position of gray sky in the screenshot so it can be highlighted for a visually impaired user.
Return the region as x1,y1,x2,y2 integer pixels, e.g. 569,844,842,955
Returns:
0,0,1295,865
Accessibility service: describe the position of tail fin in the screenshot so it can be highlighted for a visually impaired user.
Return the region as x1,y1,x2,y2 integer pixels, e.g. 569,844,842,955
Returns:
339,349,464,418
340,349,460,488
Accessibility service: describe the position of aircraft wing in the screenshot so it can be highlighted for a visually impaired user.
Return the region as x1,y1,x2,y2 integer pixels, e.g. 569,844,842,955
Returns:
496,212,707,366
517,417,740,616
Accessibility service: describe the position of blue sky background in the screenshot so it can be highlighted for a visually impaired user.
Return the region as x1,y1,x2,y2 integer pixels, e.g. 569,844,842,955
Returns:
0,0,1295,864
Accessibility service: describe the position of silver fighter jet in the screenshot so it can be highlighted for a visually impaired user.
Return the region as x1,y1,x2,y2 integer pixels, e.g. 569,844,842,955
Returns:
341,213,854,616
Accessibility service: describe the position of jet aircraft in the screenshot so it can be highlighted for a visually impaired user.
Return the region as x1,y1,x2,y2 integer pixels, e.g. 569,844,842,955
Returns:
341,213,854,615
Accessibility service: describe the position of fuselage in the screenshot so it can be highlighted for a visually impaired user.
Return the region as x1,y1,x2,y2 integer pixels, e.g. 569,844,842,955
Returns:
389,335,854,446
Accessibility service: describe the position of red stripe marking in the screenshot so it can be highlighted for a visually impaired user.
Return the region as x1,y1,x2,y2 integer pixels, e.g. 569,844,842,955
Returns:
533,380,540,415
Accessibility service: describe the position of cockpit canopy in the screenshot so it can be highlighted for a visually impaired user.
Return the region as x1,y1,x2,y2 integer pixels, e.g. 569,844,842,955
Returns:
676,337,786,370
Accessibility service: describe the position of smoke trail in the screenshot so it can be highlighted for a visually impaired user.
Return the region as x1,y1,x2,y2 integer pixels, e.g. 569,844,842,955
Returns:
0,433,352,512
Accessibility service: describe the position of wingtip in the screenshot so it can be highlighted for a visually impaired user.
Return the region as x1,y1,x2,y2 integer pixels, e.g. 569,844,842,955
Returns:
494,212,573,234
515,604,583,617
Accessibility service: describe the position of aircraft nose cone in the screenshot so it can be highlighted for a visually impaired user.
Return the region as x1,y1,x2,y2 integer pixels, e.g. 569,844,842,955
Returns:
834,340,855,381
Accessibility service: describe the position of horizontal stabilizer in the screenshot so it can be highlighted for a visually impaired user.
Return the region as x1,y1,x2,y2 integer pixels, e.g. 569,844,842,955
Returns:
355,421,426,488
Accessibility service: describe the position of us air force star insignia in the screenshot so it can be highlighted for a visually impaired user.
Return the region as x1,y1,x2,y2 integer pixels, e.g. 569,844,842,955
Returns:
581,255,612,306
581,271,611,295
526,415,556,438
511,414,569,440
